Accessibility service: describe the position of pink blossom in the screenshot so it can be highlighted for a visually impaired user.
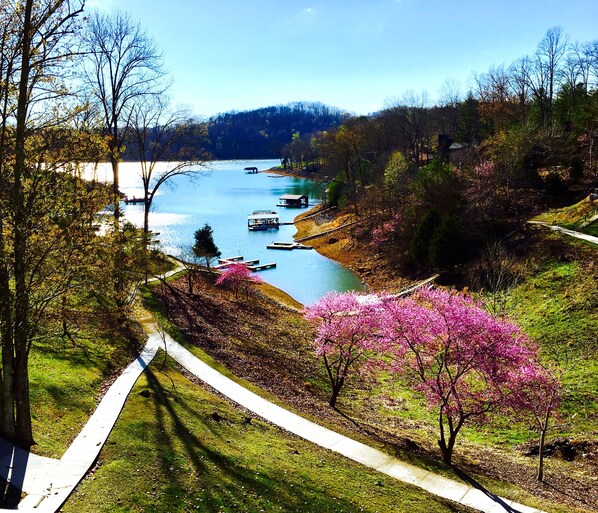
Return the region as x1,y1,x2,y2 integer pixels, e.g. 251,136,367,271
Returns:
215,263,262,298
304,291,384,407
377,287,545,464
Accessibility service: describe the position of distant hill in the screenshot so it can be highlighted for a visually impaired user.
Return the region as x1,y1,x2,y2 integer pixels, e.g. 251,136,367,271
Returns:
203,102,347,160
121,101,347,162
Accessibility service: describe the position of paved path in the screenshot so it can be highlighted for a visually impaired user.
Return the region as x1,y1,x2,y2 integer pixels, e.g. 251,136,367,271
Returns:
528,221,598,245
1,328,545,513
0,339,160,512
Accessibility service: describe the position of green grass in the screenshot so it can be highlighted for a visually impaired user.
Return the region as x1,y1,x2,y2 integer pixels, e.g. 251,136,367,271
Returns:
29,327,138,458
62,356,473,513
532,195,598,227
506,255,598,435
23,248,595,513
581,220,598,237
140,268,595,512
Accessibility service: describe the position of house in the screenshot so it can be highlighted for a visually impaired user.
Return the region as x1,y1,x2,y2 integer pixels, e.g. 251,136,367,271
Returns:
448,142,469,166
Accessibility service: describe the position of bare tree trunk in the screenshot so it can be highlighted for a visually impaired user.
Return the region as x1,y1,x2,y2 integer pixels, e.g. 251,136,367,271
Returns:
537,406,552,482
0,215,15,440
328,377,344,409
14,349,33,447
12,0,35,447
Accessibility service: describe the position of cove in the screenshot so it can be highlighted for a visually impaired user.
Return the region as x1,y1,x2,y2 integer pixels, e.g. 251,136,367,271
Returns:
103,159,364,305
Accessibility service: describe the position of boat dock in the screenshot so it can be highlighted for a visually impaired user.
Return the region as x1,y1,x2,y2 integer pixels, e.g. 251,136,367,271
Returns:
249,262,277,271
123,196,144,205
248,210,280,230
277,194,309,208
215,257,277,272
266,241,313,250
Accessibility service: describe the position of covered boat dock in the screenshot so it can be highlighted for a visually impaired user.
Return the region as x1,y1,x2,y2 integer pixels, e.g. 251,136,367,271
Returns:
277,194,309,208
247,210,280,230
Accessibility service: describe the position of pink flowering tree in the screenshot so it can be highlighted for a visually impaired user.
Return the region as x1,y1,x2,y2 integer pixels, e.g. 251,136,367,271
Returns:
215,263,262,299
379,288,544,465
304,292,383,408
371,214,403,252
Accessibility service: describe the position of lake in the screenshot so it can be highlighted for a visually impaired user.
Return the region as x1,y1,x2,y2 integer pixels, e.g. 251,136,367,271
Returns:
90,159,364,305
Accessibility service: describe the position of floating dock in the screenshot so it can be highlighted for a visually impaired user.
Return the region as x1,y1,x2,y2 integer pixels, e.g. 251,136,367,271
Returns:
277,194,309,208
215,257,276,272
266,242,313,250
248,262,277,271
248,210,280,230
123,196,144,205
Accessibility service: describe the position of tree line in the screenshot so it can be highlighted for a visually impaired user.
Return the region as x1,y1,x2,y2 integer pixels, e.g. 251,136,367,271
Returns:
120,101,346,161
301,26,597,273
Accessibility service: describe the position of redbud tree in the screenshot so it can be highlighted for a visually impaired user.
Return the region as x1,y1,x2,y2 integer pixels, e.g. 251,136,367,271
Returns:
379,288,547,465
215,263,262,299
508,363,561,481
304,292,382,408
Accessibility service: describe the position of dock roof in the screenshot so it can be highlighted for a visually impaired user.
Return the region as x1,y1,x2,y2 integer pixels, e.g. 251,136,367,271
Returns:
279,194,307,200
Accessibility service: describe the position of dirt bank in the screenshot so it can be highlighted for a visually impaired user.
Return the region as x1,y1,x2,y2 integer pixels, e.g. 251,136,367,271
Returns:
292,205,415,292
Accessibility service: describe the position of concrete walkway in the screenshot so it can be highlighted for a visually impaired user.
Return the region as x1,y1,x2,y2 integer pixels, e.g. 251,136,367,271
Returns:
528,220,598,245
0,339,160,512
1,327,546,513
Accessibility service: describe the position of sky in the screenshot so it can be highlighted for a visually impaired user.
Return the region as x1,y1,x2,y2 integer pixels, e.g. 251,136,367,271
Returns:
87,0,598,118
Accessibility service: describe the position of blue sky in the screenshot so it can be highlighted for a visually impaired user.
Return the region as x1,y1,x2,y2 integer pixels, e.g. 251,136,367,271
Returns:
89,0,598,117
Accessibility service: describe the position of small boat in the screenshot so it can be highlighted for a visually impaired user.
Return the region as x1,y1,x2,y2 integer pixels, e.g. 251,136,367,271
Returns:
247,210,280,231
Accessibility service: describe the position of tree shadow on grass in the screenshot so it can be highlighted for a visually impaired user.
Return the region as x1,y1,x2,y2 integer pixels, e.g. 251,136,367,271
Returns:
333,405,448,473
140,364,445,513
140,365,364,512
541,477,598,511
453,467,527,513
455,464,598,511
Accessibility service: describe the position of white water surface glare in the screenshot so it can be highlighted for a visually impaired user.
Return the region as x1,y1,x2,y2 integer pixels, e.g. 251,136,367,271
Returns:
88,159,364,305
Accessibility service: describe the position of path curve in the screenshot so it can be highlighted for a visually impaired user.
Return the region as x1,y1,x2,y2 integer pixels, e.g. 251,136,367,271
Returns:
1,302,546,513
528,221,598,245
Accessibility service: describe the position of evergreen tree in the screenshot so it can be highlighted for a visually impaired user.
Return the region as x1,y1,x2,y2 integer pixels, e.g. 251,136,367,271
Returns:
193,224,221,268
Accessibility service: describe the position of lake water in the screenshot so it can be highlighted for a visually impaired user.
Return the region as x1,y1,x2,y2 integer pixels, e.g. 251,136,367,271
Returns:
90,159,364,305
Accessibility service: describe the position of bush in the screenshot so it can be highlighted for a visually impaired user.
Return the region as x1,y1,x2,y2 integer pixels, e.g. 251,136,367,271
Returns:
326,179,345,208
429,215,469,270
544,172,568,198
407,210,440,268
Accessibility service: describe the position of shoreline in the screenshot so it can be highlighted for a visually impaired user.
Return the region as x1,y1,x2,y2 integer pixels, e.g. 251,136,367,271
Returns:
266,165,415,294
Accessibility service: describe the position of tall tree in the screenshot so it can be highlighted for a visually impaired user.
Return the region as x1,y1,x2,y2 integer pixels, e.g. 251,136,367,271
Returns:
384,91,431,167
129,95,207,253
0,0,95,447
320,124,367,215
525,27,569,129
192,223,220,269
82,9,165,220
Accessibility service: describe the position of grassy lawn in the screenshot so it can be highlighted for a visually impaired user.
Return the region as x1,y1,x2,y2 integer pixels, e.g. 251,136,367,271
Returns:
532,195,598,228
62,356,473,513
19,240,596,513
141,263,597,512
28,321,142,458
507,246,598,434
